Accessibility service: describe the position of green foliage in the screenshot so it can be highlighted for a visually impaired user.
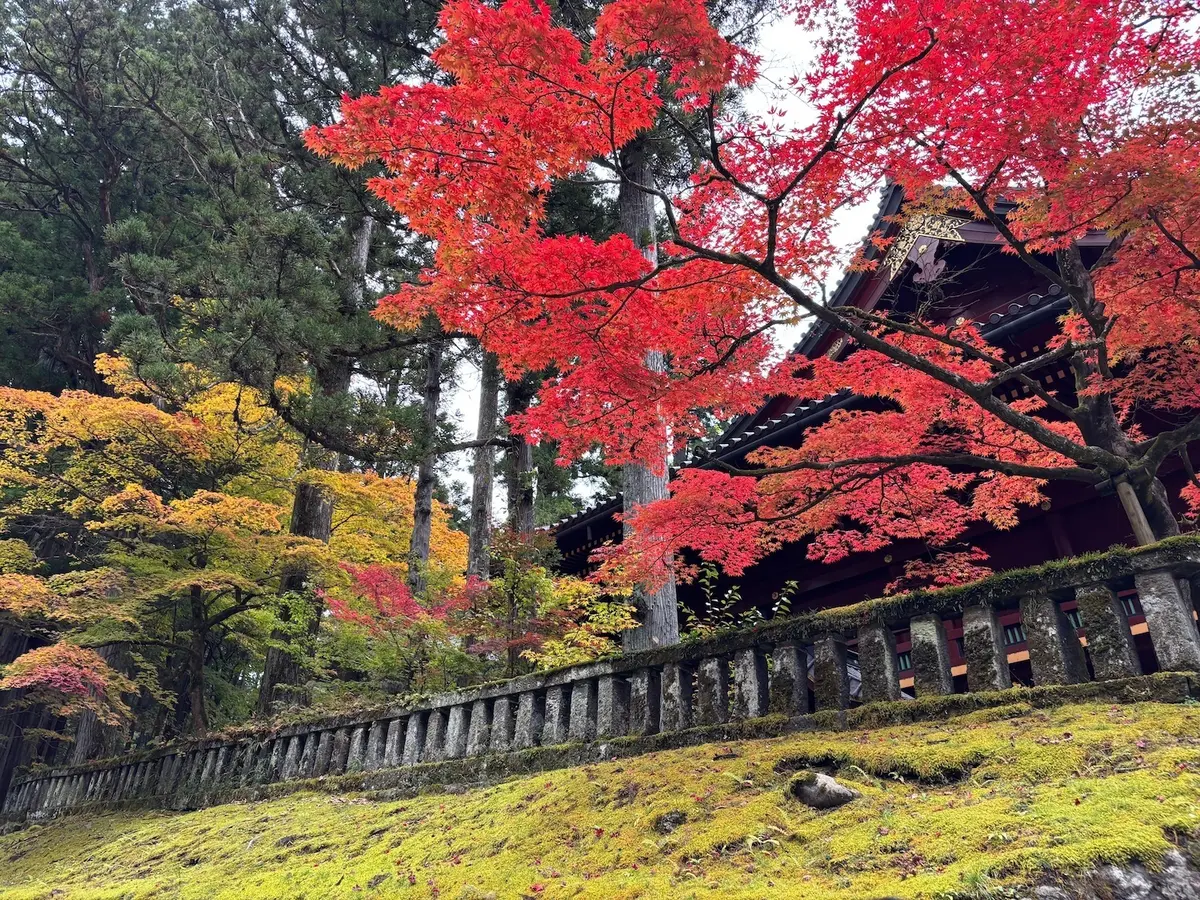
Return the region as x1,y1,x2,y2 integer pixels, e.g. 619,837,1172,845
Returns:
681,564,796,639
0,539,37,574
2,700,1198,898
99,0,449,473
458,529,635,676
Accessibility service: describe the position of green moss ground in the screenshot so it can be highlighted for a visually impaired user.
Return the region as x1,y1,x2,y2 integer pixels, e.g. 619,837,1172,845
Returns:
3,700,1200,900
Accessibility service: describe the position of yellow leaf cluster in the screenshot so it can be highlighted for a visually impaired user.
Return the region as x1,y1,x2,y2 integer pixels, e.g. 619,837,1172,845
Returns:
311,470,467,579
0,573,61,620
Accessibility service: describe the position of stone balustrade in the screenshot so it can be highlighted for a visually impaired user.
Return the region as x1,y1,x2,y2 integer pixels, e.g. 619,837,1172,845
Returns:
6,537,1200,822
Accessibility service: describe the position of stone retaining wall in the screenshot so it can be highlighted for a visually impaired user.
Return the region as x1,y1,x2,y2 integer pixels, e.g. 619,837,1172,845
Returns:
6,537,1200,823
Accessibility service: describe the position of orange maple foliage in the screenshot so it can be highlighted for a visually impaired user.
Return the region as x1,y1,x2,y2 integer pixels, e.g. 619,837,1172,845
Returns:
0,379,467,728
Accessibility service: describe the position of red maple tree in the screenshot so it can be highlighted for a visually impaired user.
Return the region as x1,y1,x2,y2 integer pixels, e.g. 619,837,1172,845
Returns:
308,0,1200,593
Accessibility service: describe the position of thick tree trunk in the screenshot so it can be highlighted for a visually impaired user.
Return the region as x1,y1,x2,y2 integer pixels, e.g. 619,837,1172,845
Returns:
255,217,371,713
1136,476,1181,540
1076,398,1179,544
1056,244,1181,545
408,316,445,594
166,649,193,739
188,585,209,735
256,479,335,715
504,375,538,537
1075,400,1178,544
468,350,501,579
68,709,103,767
68,645,127,765
618,135,679,652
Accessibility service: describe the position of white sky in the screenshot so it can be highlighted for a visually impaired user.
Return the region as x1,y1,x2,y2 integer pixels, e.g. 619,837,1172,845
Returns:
440,16,881,516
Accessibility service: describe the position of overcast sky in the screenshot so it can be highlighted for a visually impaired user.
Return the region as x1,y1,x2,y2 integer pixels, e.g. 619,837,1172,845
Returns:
439,16,882,515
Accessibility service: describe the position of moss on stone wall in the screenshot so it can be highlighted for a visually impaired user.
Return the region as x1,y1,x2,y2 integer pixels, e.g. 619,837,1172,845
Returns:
2,699,1200,899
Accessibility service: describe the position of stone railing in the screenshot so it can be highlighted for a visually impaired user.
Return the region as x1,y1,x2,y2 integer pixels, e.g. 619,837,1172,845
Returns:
5,537,1200,822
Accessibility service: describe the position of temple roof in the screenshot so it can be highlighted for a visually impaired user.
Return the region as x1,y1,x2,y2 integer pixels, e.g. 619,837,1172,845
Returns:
548,184,1077,549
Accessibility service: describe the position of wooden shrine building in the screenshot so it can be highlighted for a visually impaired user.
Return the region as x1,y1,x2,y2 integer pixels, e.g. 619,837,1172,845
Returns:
552,185,1189,688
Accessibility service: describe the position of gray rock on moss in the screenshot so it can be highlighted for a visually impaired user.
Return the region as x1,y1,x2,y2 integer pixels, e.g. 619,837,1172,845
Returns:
786,771,859,809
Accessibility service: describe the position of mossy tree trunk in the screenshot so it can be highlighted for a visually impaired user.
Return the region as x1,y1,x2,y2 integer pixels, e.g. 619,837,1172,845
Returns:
256,478,335,716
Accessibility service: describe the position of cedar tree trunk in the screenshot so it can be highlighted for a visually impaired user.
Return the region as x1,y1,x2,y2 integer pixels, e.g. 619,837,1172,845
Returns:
256,216,372,713
505,374,538,537
468,350,501,578
618,135,680,651
408,315,445,594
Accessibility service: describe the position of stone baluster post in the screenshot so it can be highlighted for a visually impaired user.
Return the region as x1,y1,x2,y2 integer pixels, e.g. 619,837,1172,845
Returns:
383,719,406,768
298,732,318,778
329,728,352,775
423,709,448,763
1075,584,1141,680
568,680,598,743
490,698,515,753
265,740,285,783
909,614,955,696
857,622,901,703
1020,593,1089,685
731,648,769,719
660,662,694,732
402,714,427,766
281,736,303,780
512,692,543,751
1134,570,1200,671
769,641,810,716
812,634,851,711
597,676,630,737
628,669,661,735
466,700,492,756
313,731,335,777
961,604,1012,692
444,705,469,760
364,721,388,771
695,657,730,726
542,687,571,746
346,725,368,772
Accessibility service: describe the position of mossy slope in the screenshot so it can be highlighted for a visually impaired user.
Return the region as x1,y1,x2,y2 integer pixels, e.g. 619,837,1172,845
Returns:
3,700,1200,900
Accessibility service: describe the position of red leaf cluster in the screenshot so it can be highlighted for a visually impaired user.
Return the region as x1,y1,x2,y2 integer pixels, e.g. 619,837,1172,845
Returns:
309,0,1200,588
329,564,463,635
0,643,134,725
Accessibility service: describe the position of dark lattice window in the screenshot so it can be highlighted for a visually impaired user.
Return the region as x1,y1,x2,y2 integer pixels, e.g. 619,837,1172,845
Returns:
1003,622,1026,646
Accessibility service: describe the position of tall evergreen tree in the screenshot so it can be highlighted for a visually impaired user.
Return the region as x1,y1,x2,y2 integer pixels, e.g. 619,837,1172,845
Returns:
0,0,204,390
102,0,448,713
